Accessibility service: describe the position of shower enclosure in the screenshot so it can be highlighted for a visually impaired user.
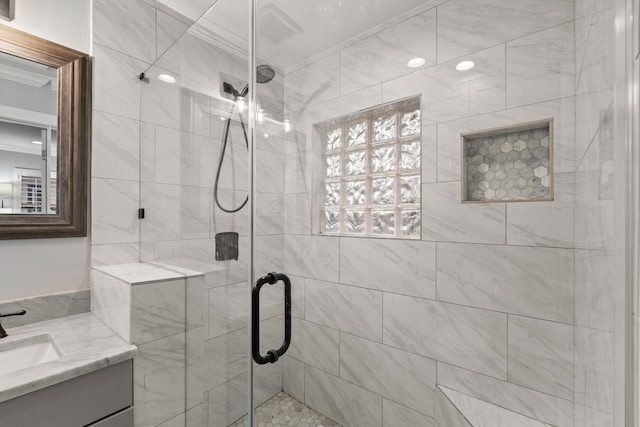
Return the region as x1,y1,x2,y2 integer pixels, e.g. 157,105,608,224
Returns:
123,0,635,425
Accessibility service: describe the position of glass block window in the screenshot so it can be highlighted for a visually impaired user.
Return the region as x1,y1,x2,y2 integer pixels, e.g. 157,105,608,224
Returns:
318,97,421,238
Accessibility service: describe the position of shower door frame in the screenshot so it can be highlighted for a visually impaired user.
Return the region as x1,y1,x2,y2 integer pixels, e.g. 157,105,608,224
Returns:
619,0,640,425
246,0,258,425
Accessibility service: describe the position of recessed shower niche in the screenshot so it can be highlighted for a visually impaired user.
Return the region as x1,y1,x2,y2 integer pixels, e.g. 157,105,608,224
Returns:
461,119,554,203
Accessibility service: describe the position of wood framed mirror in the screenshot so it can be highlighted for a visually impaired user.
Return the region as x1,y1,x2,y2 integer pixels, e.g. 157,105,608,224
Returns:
0,25,90,239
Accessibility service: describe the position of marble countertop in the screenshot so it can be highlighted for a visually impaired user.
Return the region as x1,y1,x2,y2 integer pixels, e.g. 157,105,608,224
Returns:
0,313,136,404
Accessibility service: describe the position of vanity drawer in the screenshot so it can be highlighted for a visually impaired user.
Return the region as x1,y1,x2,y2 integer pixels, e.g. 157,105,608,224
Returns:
88,407,134,427
0,360,133,426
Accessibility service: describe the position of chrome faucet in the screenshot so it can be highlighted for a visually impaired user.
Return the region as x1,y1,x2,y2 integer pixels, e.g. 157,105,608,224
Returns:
0,310,26,338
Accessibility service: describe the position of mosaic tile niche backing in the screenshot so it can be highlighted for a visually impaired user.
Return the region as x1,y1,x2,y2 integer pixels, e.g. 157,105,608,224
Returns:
462,119,553,202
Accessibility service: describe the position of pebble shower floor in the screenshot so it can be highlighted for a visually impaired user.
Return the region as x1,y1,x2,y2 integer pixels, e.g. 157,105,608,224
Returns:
229,392,341,427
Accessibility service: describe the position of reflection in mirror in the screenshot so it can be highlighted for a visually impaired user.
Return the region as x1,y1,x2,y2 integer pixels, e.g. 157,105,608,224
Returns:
0,52,58,214
0,24,90,239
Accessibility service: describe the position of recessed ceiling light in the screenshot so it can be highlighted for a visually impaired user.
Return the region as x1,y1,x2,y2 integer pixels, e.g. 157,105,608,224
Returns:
219,116,227,121
264,133,270,138
32,140,42,145
407,57,426,68
456,60,475,71
158,74,176,83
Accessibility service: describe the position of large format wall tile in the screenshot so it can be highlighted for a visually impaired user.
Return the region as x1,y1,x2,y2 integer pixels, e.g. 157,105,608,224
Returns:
92,178,140,245
383,399,435,427
305,366,382,427
154,126,217,187
208,376,246,427
506,23,575,108
186,327,205,411
576,9,615,97
383,45,506,126
140,67,212,137
437,363,574,427
436,0,574,63
254,234,284,275
256,150,286,195
255,192,285,236
339,237,436,299
437,97,576,182
508,316,574,400
284,235,339,282
90,270,132,342
205,327,247,390
157,10,189,59
340,333,436,416
422,125,438,184
288,318,339,376
574,249,614,331
92,243,140,266
284,192,311,235
285,53,340,113
134,332,187,427
383,294,507,378
305,279,383,342
283,356,305,402
140,182,211,242
437,243,574,323
340,9,437,94
208,283,248,339
284,150,310,195
434,387,471,427
211,188,249,238
575,90,614,162
422,182,506,244
93,44,149,120
574,169,615,251
574,405,613,427
302,86,382,133
131,278,186,344
93,0,157,63
506,173,575,248
575,327,614,413
92,111,141,181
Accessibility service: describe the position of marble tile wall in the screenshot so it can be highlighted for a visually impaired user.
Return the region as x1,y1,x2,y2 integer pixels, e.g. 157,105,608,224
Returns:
279,0,598,426
571,1,617,426
92,1,285,426
90,0,620,426
90,263,205,427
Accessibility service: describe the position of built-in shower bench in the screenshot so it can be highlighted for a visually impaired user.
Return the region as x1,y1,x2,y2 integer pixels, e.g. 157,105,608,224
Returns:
436,385,555,427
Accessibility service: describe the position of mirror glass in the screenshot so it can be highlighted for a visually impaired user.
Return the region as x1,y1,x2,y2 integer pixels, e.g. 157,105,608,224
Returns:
0,51,58,214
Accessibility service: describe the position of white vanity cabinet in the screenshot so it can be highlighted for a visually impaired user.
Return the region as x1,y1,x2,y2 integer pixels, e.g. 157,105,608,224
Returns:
0,360,133,426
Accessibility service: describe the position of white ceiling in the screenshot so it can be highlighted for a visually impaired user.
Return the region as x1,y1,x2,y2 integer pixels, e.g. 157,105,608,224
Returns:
197,0,436,70
0,53,58,155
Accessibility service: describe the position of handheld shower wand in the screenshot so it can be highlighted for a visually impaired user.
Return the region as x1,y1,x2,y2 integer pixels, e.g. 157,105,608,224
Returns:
213,65,276,213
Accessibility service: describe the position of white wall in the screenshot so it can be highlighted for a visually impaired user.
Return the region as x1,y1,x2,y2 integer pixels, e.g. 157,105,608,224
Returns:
2,0,91,53
0,0,90,301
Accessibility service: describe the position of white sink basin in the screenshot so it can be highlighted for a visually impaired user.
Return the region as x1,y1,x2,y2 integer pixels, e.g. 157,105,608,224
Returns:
0,334,61,376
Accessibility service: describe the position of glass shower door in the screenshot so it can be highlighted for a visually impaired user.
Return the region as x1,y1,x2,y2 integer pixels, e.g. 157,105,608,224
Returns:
247,1,625,427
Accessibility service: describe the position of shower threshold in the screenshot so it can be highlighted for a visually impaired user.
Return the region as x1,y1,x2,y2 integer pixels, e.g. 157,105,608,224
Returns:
230,392,342,427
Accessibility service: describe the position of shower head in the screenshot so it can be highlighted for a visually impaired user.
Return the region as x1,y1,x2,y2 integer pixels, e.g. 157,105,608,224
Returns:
256,64,275,84
222,64,275,99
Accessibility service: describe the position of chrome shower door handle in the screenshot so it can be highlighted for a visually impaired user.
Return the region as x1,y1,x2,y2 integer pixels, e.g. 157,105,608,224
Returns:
252,272,292,365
